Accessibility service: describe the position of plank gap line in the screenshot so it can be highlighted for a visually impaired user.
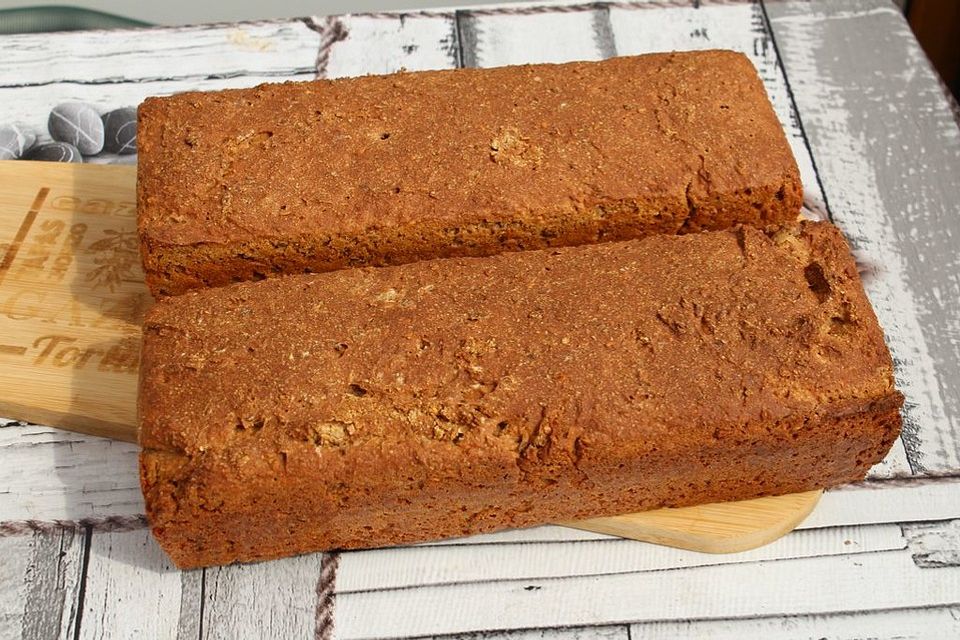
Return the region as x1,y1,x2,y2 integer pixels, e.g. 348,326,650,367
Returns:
71,525,93,640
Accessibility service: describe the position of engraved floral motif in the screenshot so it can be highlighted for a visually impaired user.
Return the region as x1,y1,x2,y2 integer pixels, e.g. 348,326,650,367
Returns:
84,229,138,291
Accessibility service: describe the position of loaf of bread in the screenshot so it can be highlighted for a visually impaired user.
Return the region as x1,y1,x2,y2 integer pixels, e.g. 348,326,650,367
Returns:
139,221,901,568
137,50,802,296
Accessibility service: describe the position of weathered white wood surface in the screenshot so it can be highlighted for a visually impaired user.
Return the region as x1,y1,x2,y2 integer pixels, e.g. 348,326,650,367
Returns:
0,20,320,85
327,13,459,77
78,529,192,640
0,528,83,639
203,552,332,640
457,5,608,67
30,517,959,639
632,605,960,639
903,519,960,568
336,523,906,592
335,548,960,638
0,424,142,523
1,0,960,638
800,476,960,528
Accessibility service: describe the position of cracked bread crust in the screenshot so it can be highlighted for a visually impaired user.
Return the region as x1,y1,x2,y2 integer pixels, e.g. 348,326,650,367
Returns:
140,221,901,568
137,50,802,297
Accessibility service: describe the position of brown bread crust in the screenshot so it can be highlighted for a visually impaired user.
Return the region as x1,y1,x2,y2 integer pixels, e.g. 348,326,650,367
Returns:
137,50,802,297
139,221,901,568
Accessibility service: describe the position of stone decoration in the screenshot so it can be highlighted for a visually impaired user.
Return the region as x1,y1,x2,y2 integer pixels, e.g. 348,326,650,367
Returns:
0,123,36,160
48,102,104,155
102,107,137,155
24,141,83,163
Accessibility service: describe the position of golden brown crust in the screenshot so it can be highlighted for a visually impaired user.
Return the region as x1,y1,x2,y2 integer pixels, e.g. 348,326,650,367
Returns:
139,221,901,568
137,50,802,296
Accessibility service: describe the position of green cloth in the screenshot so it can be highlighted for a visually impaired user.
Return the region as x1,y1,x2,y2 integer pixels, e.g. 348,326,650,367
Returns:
0,5,150,34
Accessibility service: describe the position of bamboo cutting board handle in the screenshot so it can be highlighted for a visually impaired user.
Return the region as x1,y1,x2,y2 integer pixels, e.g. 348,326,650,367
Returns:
0,160,821,553
564,489,823,553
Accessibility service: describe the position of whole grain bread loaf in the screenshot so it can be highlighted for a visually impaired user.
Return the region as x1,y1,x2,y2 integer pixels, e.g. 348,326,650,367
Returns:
137,50,802,297
139,221,901,568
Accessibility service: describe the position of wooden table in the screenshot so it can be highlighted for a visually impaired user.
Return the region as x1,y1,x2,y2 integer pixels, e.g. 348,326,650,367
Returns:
1,1,959,637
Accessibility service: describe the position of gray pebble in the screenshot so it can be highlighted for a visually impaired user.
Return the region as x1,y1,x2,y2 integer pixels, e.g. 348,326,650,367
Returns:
0,123,37,160
48,102,104,155
101,107,137,155
24,142,83,163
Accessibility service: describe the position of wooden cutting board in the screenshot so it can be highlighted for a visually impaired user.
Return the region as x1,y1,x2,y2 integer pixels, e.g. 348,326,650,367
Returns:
0,160,144,442
0,160,821,553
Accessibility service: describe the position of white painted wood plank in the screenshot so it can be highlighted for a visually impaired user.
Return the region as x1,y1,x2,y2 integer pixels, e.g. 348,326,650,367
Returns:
0,72,315,158
0,21,319,86
459,7,605,67
0,537,50,638
800,478,960,529
79,529,198,640
175,567,203,640
0,537,34,639
903,519,960,568
337,523,904,593
333,549,960,639
0,529,83,640
0,424,142,523
203,552,328,640
326,13,459,78
767,0,960,475
632,605,960,640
